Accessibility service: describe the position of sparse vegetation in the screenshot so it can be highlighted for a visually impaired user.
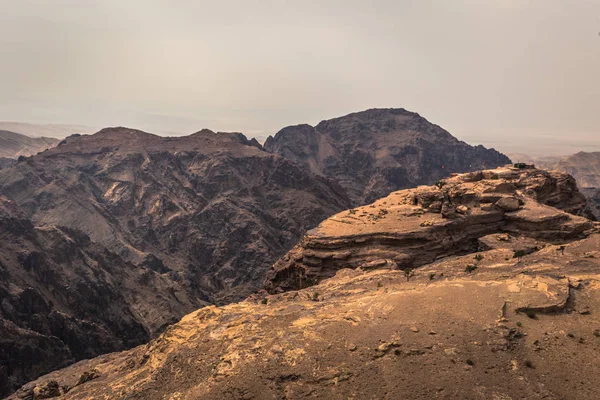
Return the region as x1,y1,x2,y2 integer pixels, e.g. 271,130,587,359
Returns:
513,249,527,262
525,310,537,319
474,254,484,262
465,264,478,273
404,268,415,282
435,180,446,189
311,292,319,301
516,321,522,327
377,282,383,288
261,298,268,305
524,360,534,368
349,209,357,215
466,359,475,366
593,330,600,338
429,272,436,281
557,245,566,255
514,163,529,169
394,349,402,356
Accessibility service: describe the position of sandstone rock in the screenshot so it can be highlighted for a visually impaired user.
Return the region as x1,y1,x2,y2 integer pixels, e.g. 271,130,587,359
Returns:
264,166,592,294
495,197,521,212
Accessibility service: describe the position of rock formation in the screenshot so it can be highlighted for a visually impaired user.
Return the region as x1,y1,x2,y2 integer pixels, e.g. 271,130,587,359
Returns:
11,165,600,400
264,166,591,293
0,130,60,159
264,108,511,204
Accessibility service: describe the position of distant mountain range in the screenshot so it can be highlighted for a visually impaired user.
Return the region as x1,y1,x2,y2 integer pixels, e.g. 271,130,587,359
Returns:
0,122,94,139
0,130,60,159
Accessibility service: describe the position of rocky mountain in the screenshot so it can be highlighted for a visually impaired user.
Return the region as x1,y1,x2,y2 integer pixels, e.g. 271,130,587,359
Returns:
0,195,197,396
0,130,60,159
514,152,600,219
0,127,351,395
11,165,600,400
0,157,15,169
264,108,511,204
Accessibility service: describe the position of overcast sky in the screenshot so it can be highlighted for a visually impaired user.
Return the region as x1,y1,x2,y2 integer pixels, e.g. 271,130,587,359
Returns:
0,0,599,154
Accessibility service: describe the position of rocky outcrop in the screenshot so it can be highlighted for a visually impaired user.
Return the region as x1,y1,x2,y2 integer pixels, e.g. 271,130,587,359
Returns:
0,130,59,159
264,166,592,293
10,218,600,399
551,151,600,189
0,196,198,397
264,108,511,204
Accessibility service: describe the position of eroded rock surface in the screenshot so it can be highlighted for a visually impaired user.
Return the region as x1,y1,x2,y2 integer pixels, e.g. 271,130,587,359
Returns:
264,166,591,293
11,232,600,400
264,108,510,204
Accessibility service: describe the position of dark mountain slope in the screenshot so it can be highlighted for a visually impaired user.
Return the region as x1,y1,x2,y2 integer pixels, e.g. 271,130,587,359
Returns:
0,128,350,305
264,108,511,204
0,196,197,396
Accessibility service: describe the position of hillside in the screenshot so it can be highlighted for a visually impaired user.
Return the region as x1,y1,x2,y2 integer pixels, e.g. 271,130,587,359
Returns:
12,166,600,400
264,108,510,204
0,196,198,396
0,130,60,158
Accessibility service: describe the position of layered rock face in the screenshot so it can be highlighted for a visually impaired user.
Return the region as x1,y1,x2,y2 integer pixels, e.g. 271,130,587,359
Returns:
0,128,350,306
0,130,59,158
264,108,511,204
0,196,197,396
11,168,600,400
264,166,591,293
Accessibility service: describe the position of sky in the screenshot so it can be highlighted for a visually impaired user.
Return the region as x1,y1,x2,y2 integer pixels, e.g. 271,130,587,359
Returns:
0,0,599,155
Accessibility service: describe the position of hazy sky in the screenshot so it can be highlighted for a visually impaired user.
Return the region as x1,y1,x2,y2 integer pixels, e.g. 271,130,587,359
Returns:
0,0,599,154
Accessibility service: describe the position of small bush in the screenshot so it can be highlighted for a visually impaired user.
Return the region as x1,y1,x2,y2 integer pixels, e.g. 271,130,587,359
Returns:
377,282,383,288
404,268,415,282
525,310,537,319
466,359,475,366
429,272,436,281
516,321,522,327
524,360,534,368
465,264,478,273
394,349,402,356
474,254,484,262
349,209,357,215
513,249,527,261
261,298,268,305
312,292,319,301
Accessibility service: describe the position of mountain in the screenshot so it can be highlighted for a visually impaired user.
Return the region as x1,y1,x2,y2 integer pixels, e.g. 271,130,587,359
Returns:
552,152,600,189
0,130,60,159
264,108,511,204
0,123,94,140
11,166,600,400
0,128,350,305
514,152,600,219
0,127,350,395
0,195,197,396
